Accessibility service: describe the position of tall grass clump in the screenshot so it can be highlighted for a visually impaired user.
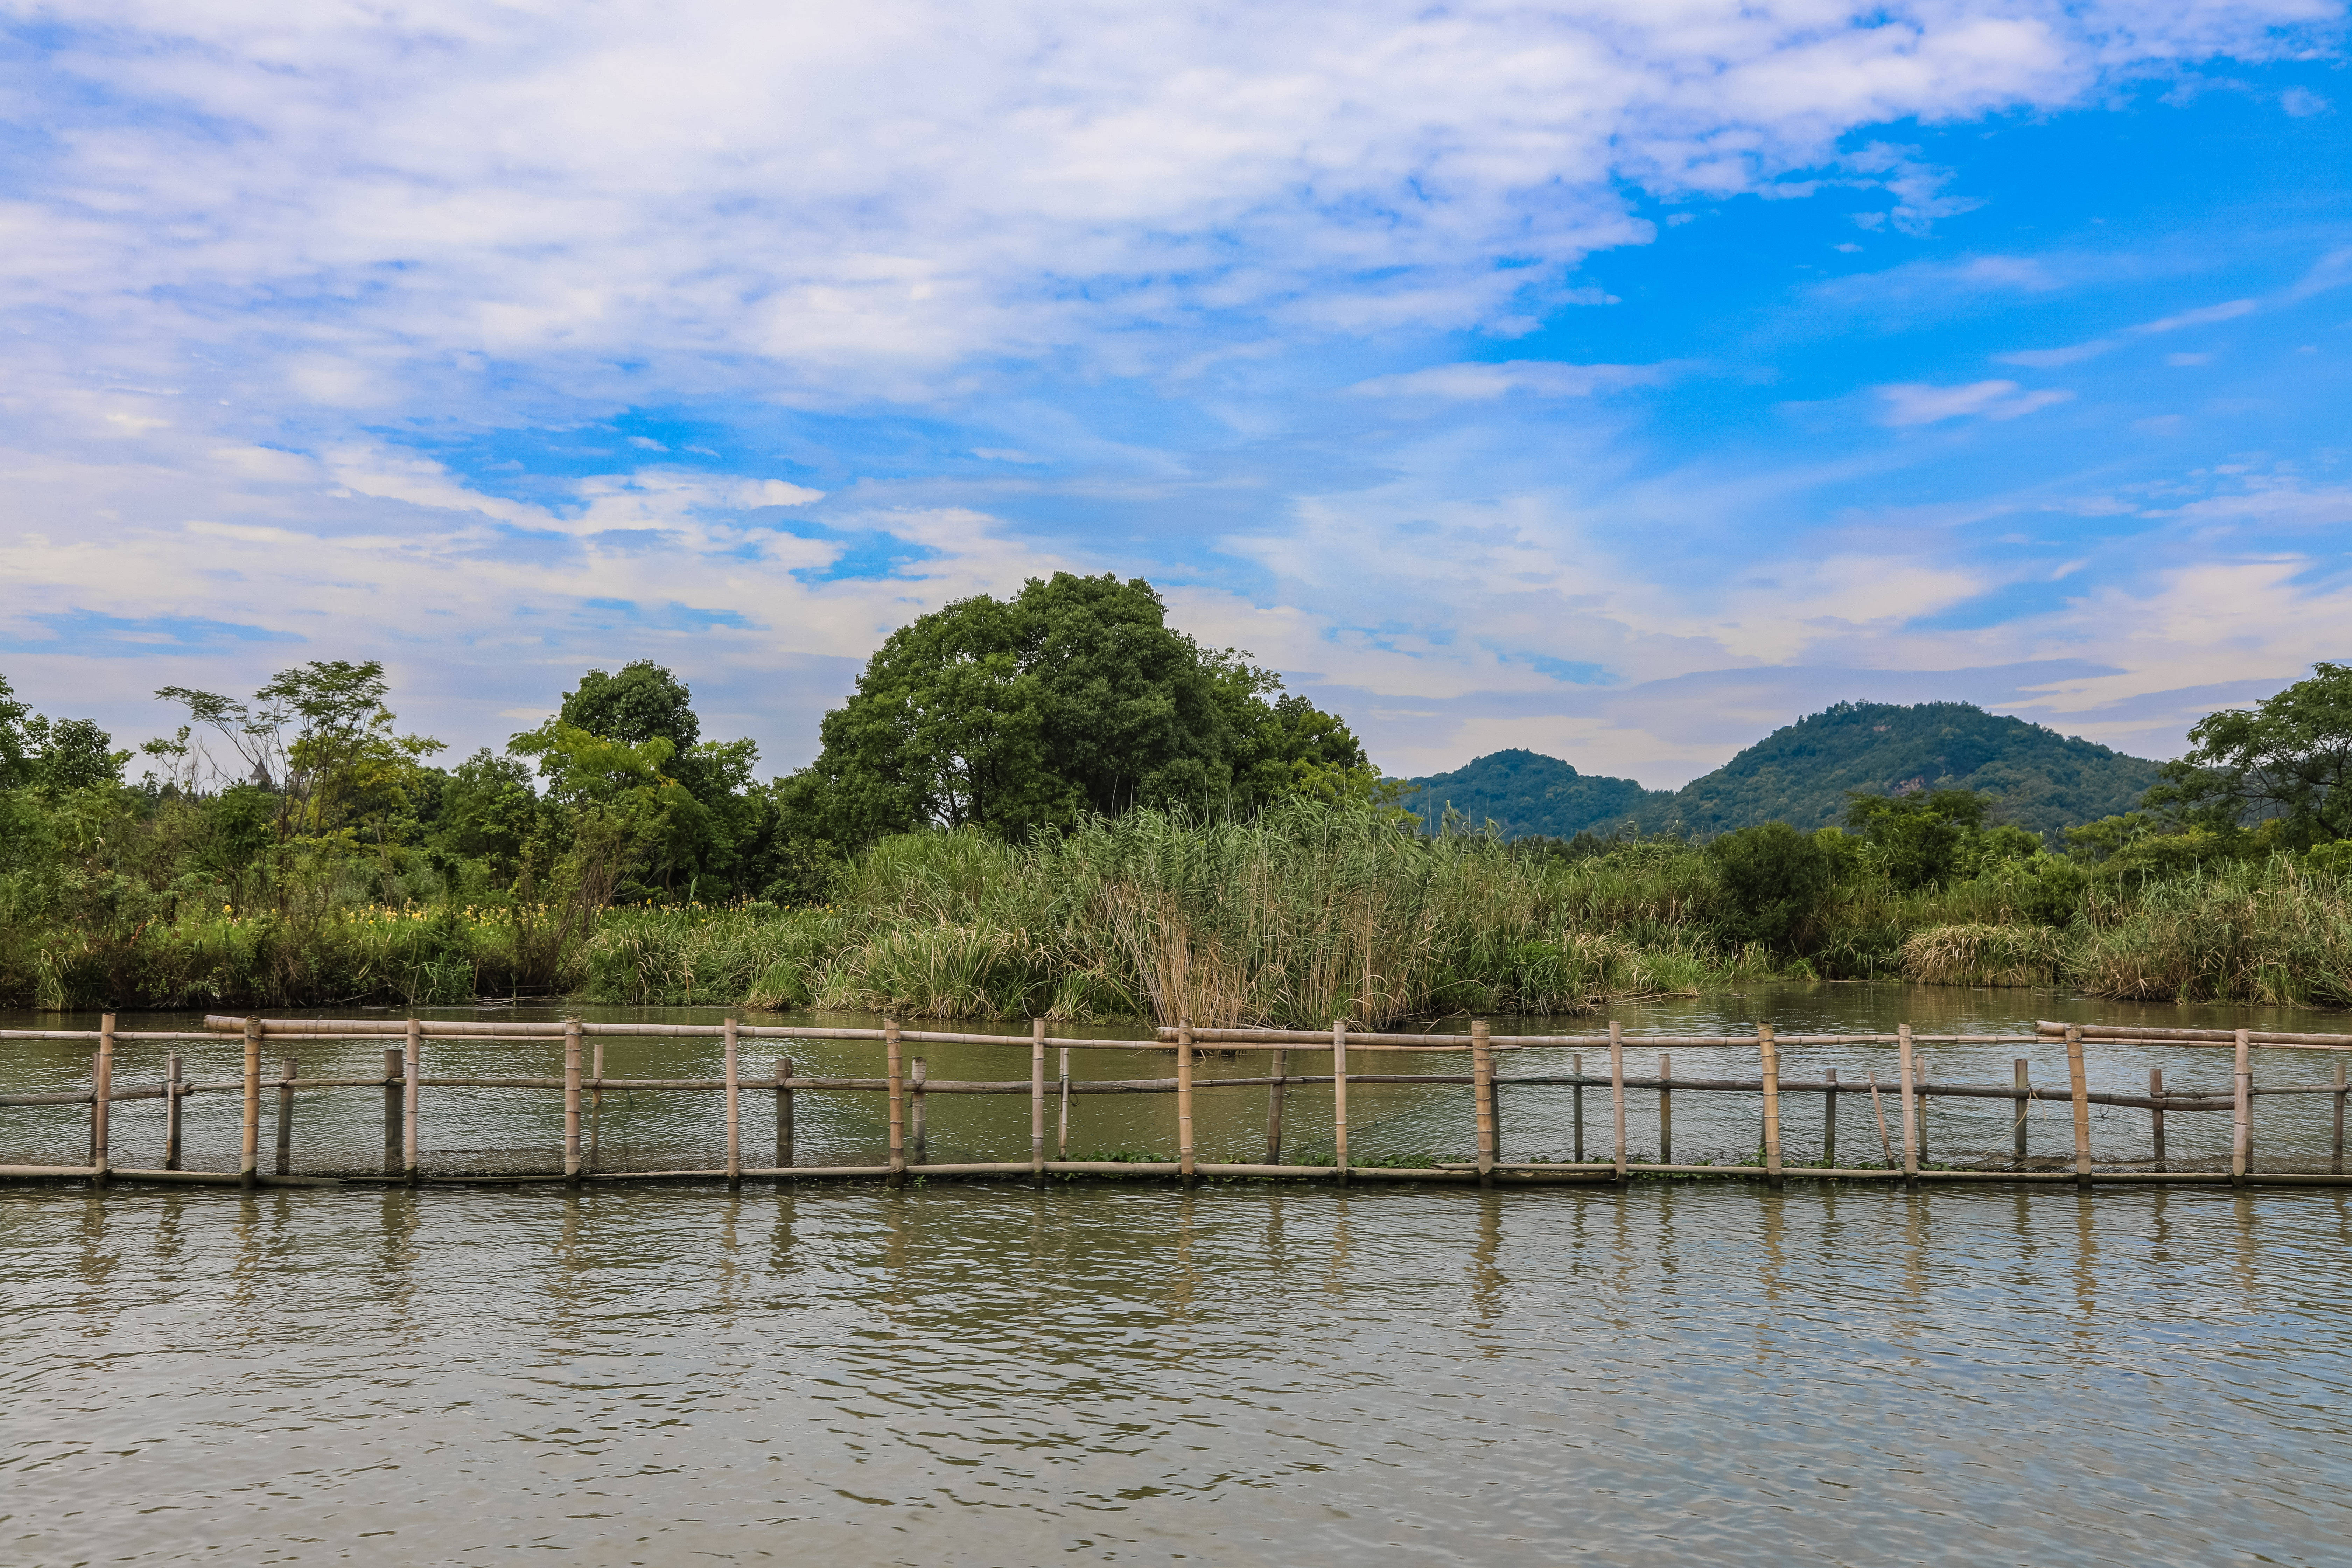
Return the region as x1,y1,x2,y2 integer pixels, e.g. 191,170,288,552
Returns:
2069,856,2352,1005
1899,923,2075,986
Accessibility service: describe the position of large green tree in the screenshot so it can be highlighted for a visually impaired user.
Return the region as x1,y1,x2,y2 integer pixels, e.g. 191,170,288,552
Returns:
783,573,1370,844
2145,662,2352,848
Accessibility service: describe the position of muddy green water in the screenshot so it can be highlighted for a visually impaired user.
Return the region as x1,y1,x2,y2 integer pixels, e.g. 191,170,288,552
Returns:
7,986,2352,1564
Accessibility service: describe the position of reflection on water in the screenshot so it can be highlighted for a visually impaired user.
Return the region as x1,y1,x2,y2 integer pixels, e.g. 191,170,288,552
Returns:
4,1182,2351,1566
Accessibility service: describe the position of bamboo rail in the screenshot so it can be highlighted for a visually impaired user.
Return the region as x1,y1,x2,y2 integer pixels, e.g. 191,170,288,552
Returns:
7,1012,2352,1189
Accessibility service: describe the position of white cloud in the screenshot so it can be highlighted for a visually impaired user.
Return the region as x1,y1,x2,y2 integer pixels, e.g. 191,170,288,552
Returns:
1349,361,1675,400
2131,298,2259,333
2281,86,2331,115
1,1,2331,412
1994,339,2115,368
1875,380,2074,425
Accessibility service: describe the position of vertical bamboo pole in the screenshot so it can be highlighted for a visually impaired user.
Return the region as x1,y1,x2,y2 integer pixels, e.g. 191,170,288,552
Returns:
1485,1034,1499,1163
885,1016,905,1184
1897,1024,1918,1183
1176,1021,1196,1183
86,1052,97,1167
563,1020,583,1186
1572,1051,1584,1163
383,1048,404,1177
725,1018,742,1188
589,1036,606,1173
1058,1045,1072,1161
1264,1048,1286,1163
2014,1059,2030,1169
1031,1018,1046,1185
2232,1027,2251,1185
2333,1057,2346,1177
1471,1019,1495,1188
1868,1071,1895,1167
164,1051,183,1171
1759,1023,1783,1190
2149,1068,2166,1173
1658,1053,1673,1164
403,1017,421,1186
775,1056,794,1173
1332,1020,1349,1183
1821,1067,1836,1169
909,1056,927,1166
239,1015,261,1190
275,1056,297,1176
1608,1021,1628,1181
2066,1023,2092,1191
93,1013,114,1182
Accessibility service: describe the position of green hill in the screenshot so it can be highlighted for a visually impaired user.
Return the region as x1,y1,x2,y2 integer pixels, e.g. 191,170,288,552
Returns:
1637,700,2162,839
1400,748,1669,838
1405,702,2163,841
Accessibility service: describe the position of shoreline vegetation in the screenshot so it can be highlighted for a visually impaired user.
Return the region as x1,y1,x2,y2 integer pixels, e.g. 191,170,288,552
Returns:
7,580,2350,1023
8,799,2352,1021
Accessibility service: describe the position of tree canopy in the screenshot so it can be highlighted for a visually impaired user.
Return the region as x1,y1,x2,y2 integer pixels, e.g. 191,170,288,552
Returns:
2144,662,2352,848
780,573,1372,845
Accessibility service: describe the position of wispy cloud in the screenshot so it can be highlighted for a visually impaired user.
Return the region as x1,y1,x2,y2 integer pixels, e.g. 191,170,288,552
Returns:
1349,362,1678,400
1876,381,2074,425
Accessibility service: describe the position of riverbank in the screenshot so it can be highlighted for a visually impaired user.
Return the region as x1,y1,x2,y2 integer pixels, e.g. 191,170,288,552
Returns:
9,804,2351,1020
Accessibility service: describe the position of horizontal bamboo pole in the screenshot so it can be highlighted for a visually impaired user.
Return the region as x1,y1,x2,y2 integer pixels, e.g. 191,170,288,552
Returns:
2038,1021,2352,1050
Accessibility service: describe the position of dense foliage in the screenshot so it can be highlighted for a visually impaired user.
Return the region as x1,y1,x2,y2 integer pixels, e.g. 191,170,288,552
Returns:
1410,700,2163,842
8,649,2352,1020
773,573,1374,850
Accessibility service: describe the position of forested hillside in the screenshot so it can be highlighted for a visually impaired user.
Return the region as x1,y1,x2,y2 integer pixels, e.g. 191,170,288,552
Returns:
1398,749,1667,838
1634,701,2161,839
1407,702,2162,842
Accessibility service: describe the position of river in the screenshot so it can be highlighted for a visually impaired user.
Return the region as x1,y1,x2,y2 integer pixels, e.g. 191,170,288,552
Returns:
6,985,2351,1564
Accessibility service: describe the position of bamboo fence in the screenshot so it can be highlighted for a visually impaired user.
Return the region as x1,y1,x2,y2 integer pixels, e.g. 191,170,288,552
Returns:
0,1013,2347,1191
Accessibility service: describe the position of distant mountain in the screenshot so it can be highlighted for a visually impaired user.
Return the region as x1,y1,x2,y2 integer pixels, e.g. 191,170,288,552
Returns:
1399,748,1670,839
1403,702,2164,842
1635,701,2163,839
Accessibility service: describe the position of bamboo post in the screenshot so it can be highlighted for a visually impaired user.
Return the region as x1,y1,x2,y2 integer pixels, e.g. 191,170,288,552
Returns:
2334,1057,2346,1177
1658,1053,1673,1164
240,1015,261,1189
1332,1020,1350,1183
589,1036,606,1172
1058,1044,1072,1160
1176,1021,1196,1183
403,1016,421,1185
775,1056,794,1172
2014,1059,2030,1168
1572,1051,1584,1163
563,1020,583,1186
86,1052,97,1167
1759,1023,1783,1189
909,1056,927,1165
383,1047,404,1177
1897,1023,1918,1183
1264,1047,1286,1163
1031,1017,1046,1185
1471,1019,1494,1187
164,1051,183,1171
275,1055,298,1175
2232,1027,2251,1185
1609,1021,1627,1180
724,1018,741,1188
2067,1023,2092,1191
885,1016,905,1184
1821,1066,1836,1168
93,1013,114,1182
1868,1071,1895,1167
2149,1067,2166,1173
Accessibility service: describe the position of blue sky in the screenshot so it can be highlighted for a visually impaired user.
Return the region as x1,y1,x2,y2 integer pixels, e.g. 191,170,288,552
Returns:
2,1,2348,787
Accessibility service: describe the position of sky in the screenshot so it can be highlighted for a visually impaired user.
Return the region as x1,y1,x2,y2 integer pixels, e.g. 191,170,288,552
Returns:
2,0,2349,790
